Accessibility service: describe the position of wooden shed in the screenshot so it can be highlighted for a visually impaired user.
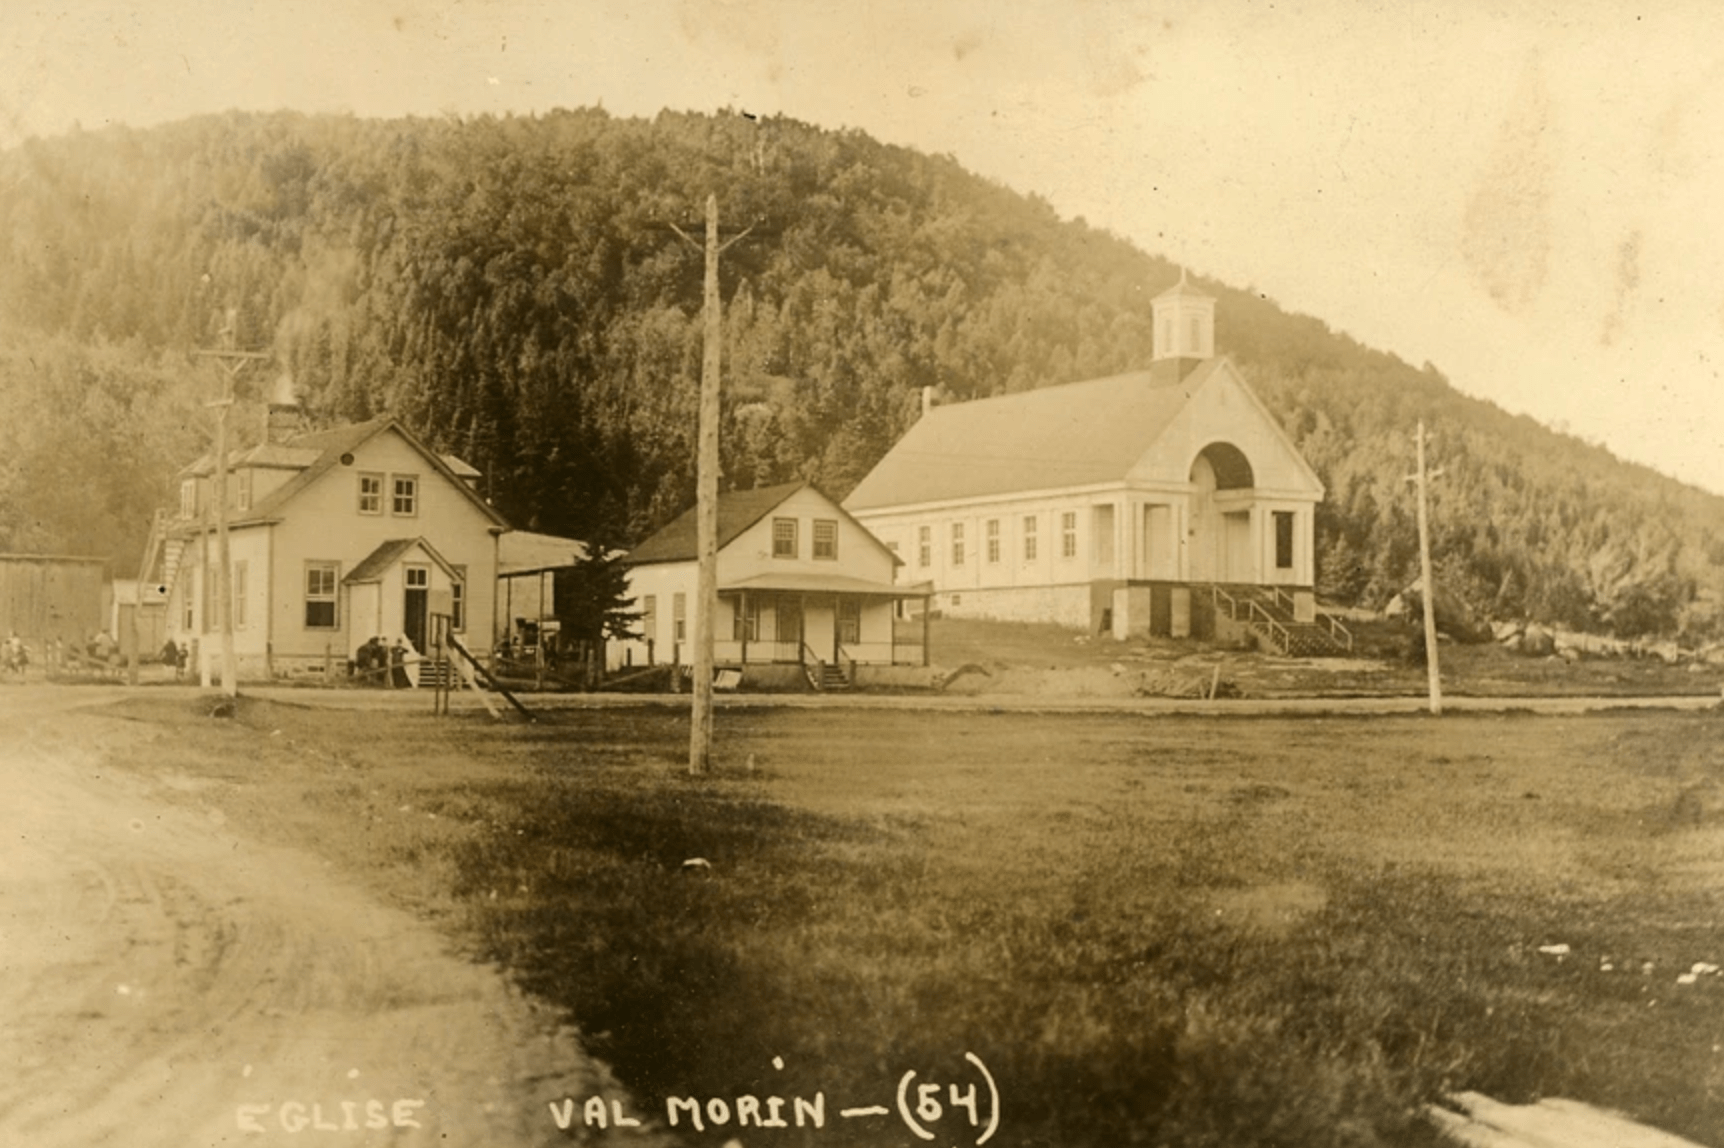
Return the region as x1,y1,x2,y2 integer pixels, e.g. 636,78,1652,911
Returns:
0,553,108,644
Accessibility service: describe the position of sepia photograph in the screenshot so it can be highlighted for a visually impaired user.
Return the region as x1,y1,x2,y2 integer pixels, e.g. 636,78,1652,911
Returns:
2,3,1723,1146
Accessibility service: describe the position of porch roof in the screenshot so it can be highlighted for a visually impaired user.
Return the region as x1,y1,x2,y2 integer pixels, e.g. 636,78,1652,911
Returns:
344,537,460,584
720,572,932,599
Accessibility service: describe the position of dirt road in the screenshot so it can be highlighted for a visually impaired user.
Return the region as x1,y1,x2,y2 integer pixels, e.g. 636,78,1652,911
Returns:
0,687,632,1147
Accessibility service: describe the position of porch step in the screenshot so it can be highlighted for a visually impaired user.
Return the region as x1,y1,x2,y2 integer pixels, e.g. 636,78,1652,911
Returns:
804,662,852,691
1210,584,1353,658
416,658,458,688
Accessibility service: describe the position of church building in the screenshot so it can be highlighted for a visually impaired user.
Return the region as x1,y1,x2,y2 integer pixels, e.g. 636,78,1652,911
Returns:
844,274,1340,650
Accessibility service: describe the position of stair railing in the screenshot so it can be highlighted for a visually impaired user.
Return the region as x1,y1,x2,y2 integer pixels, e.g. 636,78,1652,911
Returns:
1246,599,1291,655
1321,612,1354,651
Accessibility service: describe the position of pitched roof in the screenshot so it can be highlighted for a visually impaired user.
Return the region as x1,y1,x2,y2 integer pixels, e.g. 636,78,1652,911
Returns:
499,530,591,577
343,537,460,584
844,359,1223,511
218,418,509,530
623,481,806,566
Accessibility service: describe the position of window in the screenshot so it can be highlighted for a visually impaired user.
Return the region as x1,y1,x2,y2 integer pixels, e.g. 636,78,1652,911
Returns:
951,522,965,567
235,470,252,513
358,473,384,515
391,474,418,516
179,479,197,519
837,599,860,645
733,597,760,641
641,595,657,643
451,566,467,631
772,517,798,559
304,562,339,629
406,565,428,589
813,519,838,560
917,526,931,568
986,519,1000,563
1023,515,1038,561
233,560,248,628
1061,511,1078,559
1274,511,1295,570
673,592,687,643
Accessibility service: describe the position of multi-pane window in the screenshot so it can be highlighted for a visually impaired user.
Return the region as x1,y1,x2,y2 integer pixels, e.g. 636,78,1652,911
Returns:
1274,511,1295,570
1023,515,1038,561
392,474,418,516
733,597,760,641
772,517,798,559
359,473,384,514
837,598,861,645
304,562,338,629
1061,511,1078,559
951,522,965,567
406,566,428,589
917,526,931,568
673,592,687,642
813,519,838,560
986,519,1000,563
451,566,467,630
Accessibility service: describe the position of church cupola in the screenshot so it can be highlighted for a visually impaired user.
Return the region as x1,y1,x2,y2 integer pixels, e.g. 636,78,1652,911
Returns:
1151,268,1216,362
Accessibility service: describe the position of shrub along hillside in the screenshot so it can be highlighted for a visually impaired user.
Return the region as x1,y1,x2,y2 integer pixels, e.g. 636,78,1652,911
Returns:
1,108,1718,636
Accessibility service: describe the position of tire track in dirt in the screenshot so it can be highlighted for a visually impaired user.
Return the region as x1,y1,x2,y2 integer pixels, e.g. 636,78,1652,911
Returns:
0,691,655,1148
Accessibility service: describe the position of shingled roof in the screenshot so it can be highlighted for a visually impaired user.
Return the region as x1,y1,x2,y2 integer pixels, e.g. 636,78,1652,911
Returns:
623,482,806,566
184,417,509,532
844,359,1223,511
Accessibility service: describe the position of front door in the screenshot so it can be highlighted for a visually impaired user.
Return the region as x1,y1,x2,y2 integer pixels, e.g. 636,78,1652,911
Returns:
403,565,429,652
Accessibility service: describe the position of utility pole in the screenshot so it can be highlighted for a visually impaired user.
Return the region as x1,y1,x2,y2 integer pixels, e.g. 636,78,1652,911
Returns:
194,309,269,698
1409,420,1443,715
664,196,759,774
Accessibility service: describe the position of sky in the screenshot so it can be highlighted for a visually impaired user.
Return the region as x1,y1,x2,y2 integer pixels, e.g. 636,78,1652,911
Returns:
5,0,1724,494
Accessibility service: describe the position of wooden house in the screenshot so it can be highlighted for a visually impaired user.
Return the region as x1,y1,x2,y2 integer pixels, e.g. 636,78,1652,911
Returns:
612,482,930,685
158,402,508,682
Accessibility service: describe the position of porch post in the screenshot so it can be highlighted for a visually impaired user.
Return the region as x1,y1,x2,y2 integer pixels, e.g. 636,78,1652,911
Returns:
739,590,748,664
921,595,930,667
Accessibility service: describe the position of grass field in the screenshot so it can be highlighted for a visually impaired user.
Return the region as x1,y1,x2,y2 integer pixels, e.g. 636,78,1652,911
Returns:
107,697,1724,1148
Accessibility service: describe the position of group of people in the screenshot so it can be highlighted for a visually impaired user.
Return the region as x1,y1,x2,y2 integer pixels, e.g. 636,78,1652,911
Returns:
1,630,130,679
354,635,422,688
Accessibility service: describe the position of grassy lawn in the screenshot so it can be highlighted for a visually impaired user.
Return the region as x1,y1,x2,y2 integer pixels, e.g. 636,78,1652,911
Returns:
106,698,1724,1148
918,615,1721,699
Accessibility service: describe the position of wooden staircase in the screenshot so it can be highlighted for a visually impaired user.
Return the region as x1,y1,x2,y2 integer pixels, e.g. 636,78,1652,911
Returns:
1210,585,1353,658
801,646,853,691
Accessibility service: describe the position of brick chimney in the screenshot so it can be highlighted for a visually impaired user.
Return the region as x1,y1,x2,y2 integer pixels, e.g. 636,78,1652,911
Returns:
265,374,302,445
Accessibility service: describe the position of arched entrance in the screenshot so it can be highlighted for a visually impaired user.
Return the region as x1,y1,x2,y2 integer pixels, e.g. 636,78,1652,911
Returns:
1188,442,1254,583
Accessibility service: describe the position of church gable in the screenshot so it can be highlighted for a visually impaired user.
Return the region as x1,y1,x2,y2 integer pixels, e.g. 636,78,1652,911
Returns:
1128,363,1324,497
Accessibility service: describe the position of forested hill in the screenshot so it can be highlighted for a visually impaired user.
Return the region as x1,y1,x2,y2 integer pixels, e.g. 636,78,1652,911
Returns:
1,107,1719,637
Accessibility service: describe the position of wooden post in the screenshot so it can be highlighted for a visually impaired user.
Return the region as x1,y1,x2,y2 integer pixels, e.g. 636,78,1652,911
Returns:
193,314,266,698
1413,420,1443,715
689,193,721,775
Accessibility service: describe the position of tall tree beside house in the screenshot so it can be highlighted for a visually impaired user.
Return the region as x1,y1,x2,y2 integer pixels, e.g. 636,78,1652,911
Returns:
556,550,643,644
0,108,1721,638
